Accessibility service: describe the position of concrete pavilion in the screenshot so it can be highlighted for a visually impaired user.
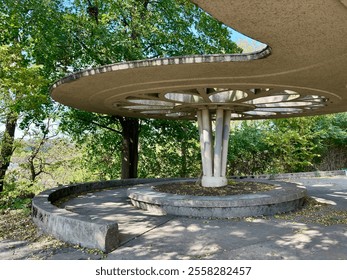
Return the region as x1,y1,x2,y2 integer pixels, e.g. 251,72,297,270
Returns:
51,0,347,187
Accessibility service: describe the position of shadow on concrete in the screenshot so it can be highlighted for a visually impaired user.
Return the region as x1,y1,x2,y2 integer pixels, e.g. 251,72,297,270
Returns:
41,176,347,260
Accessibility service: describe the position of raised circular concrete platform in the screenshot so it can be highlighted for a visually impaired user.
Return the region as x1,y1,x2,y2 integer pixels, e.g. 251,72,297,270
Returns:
128,179,307,218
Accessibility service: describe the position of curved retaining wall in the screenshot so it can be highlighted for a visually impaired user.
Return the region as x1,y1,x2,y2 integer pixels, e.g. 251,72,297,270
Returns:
128,179,307,218
32,178,179,253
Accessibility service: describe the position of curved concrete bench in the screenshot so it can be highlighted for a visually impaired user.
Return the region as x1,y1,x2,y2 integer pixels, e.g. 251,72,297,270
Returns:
128,179,307,218
32,178,179,253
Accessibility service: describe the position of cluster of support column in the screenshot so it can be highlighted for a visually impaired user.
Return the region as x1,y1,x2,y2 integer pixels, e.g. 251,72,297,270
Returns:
197,108,231,187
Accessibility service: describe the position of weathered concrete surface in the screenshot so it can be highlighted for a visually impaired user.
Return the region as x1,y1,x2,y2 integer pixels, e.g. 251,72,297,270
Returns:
48,176,347,260
3,176,346,260
107,176,347,260
32,198,119,253
60,188,173,246
31,178,180,252
107,218,347,260
290,176,347,211
128,180,307,218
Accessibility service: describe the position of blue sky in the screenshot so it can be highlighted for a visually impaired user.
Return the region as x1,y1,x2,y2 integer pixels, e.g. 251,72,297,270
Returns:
230,29,266,52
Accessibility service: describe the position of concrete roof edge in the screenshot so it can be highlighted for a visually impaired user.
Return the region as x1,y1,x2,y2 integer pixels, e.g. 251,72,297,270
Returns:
49,45,271,95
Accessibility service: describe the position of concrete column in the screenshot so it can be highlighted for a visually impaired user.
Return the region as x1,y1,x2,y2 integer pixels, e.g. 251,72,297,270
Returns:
197,110,207,176
214,108,224,177
197,109,230,188
221,110,231,177
201,109,213,177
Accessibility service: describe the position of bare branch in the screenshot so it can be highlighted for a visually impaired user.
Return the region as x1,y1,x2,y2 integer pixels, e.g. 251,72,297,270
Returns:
89,120,122,135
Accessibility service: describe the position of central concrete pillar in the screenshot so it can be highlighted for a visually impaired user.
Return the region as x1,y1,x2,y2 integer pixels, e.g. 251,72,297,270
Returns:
197,109,231,187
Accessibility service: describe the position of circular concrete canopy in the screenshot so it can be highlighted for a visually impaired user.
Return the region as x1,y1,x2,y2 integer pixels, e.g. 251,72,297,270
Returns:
51,0,347,121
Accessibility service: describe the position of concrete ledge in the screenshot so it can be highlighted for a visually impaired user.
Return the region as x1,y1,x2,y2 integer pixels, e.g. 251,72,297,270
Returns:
128,179,307,218
32,178,180,252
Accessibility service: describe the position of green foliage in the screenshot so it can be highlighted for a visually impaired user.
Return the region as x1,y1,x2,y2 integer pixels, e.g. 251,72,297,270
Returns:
0,0,53,121
227,114,347,176
0,45,50,122
11,136,91,186
312,113,347,170
228,121,272,175
59,110,123,180
314,113,347,147
139,119,201,178
264,117,324,173
78,133,122,180
0,178,43,211
0,0,60,193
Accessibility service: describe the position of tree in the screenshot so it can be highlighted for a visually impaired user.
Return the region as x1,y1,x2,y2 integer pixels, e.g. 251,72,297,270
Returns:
20,118,61,182
138,119,200,178
313,113,347,170
59,109,124,180
265,117,326,173
11,135,88,188
227,114,347,176
0,44,50,192
0,0,71,192
228,121,272,175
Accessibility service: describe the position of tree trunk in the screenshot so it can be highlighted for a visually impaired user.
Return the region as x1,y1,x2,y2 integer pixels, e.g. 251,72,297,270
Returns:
0,113,18,192
118,117,139,179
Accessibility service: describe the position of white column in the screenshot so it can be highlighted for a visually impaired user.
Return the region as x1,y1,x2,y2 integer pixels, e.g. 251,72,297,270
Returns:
201,109,213,177
213,108,224,177
197,109,230,188
221,110,231,177
197,110,207,176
